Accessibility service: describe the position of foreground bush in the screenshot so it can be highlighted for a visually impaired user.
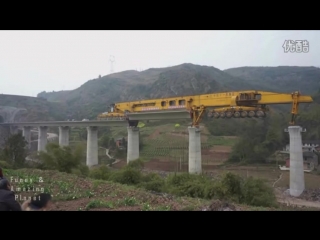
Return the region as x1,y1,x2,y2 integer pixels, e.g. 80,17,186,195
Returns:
87,160,277,208
88,165,110,180
71,164,89,177
109,167,142,185
162,172,277,207
127,159,144,170
0,160,11,169
36,143,85,174
138,173,165,192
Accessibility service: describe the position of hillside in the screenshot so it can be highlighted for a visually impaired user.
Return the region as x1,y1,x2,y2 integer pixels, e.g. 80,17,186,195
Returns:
37,64,257,119
313,89,320,104
224,66,320,94
0,94,67,121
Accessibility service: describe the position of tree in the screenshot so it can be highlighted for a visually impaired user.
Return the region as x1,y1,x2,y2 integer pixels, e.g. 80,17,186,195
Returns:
99,134,110,148
121,137,127,149
108,138,116,149
228,112,290,164
38,142,85,173
1,133,27,168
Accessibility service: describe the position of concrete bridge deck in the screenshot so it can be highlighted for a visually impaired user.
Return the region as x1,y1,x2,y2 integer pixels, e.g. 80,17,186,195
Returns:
0,120,127,127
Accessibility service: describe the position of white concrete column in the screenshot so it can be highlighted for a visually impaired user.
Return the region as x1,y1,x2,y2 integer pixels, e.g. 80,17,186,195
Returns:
59,126,70,146
127,126,139,163
22,126,31,149
188,126,202,174
86,126,98,167
38,126,48,152
288,126,305,197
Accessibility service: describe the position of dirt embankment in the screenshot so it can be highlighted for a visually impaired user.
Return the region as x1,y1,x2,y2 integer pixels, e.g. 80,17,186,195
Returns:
275,188,320,209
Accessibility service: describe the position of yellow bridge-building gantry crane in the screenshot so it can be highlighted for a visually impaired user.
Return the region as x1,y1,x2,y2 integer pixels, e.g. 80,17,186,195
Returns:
97,90,313,126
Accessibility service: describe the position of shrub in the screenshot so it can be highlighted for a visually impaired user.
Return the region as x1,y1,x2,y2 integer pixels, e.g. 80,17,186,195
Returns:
0,160,11,169
139,173,165,192
219,172,244,202
161,172,277,208
38,143,84,173
71,168,83,177
109,167,142,185
164,173,210,197
177,181,206,198
127,159,144,170
207,172,278,207
241,177,277,207
89,165,110,180
78,164,89,177
165,173,195,187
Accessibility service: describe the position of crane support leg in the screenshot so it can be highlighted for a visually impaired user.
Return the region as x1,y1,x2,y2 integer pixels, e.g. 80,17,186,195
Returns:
191,106,206,127
290,92,300,125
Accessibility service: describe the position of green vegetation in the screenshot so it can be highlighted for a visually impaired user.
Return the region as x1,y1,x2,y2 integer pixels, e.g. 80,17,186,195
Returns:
297,103,320,140
0,133,28,168
24,142,89,177
86,160,277,208
3,167,213,211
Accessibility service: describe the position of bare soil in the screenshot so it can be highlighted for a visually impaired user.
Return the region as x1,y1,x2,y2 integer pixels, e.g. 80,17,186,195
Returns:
168,132,208,141
275,188,320,209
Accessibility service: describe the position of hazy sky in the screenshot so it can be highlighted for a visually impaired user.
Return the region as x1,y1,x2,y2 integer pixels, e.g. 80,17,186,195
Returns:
0,30,319,97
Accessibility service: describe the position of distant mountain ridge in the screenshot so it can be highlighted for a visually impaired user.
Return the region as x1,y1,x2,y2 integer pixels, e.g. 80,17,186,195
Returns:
224,66,320,94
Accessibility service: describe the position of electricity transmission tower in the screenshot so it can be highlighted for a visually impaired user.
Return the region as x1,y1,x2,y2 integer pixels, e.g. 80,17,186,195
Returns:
110,55,115,73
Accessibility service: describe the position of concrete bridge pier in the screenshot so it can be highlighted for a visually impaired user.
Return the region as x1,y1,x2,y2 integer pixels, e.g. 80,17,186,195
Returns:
188,126,202,174
86,126,98,167
22,126,31,149
288,126,305,197
59,126,69,146
127,126,139,163
38,126,48,152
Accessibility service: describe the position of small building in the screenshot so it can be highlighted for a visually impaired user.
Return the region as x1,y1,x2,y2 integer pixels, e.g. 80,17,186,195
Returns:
302,140,320,152
284,150,318,170
281,140,319,170
283,142,320,152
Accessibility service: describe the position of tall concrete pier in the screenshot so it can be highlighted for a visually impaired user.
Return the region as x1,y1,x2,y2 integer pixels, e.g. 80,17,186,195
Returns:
127,126,139,163
188,126,202,174
22,126,31,149
288,126,305,197
38,126,48,152
86,126,98,167
59,126,69,146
